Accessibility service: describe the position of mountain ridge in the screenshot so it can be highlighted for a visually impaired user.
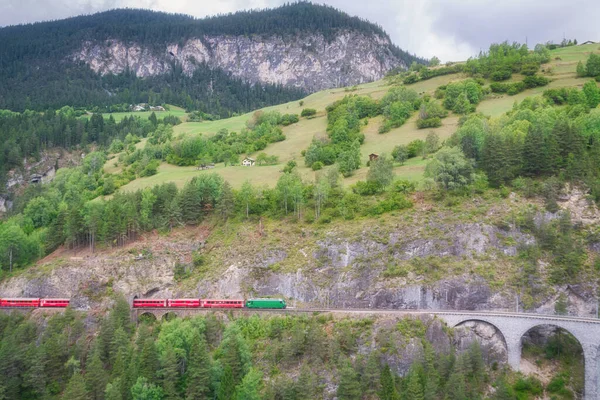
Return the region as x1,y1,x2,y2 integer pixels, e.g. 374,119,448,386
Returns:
0,3,424,113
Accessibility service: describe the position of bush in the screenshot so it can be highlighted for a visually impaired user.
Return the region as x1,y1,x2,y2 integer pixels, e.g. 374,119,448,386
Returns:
521,62,540,76
301,108,317,118
490,69,512,81
523,74,550,88
403,73,419,84
417,117,442,129
507,82,526,95
311,161,324,171
407,139,425,158
353,180,383,195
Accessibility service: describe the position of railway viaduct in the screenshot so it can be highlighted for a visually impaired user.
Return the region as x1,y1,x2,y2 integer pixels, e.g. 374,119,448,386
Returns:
133,308,600,399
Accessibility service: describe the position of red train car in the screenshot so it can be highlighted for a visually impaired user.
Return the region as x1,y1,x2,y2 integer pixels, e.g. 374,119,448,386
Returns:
0,298,41,307
168,299,201,308
40,299,71,308
133,299,167,308
40,298,70,308
201,299,244,308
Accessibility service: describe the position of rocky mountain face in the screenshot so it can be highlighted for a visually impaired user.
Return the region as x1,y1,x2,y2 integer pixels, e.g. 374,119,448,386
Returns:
4,189,598,318
73,31,403,91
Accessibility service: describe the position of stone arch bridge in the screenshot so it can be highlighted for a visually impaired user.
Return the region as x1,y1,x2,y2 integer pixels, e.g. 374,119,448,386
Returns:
133,308,600,399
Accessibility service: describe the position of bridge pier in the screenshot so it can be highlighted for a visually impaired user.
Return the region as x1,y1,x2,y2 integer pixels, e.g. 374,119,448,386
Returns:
582,342,599,400
504,331,522,371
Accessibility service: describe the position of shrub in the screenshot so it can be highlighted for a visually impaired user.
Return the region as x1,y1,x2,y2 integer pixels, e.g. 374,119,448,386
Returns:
521,63,540,76
301,108,317,118
490,69,512,81
353,180,383,195
311,161,324,171
407,140,425,158
417,117,442,129
523,74,550,88
403,73,419,84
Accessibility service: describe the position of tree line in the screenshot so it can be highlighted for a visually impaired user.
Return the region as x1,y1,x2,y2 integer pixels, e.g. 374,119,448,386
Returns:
0,108,180,193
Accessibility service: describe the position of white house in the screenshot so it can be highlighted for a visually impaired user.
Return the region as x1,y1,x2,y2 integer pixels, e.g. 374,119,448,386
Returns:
242,157,255,166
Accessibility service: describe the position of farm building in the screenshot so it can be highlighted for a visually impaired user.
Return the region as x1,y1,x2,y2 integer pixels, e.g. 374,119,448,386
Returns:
369,153,379,162
242,157,255,166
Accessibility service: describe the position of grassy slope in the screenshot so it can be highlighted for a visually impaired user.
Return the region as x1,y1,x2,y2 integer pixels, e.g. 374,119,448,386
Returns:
113,44,600,192
99,105,188,122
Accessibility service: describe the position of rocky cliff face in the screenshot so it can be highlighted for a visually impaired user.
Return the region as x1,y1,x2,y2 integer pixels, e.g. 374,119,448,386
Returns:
73,31,403,91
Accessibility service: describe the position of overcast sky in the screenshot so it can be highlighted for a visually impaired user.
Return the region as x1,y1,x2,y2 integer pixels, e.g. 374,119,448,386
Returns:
1,0,598,61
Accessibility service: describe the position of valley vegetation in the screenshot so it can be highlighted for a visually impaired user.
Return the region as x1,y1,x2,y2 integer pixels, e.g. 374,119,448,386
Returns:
0,299,578,400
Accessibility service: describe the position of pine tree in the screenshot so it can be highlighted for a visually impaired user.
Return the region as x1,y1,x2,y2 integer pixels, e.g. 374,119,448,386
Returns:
216,366,235,400
161,347,180,400
111,294,133,334
336,361,362,400
295,364,317,400
179,180,202,224
186,337,211,400
63,372,89,400
87,344,108,400
218,326,251,385
105,379,123,400
139,338,160,384
481,132,508,187
522,127,547,176
379,365,400,400
217,181,235,221
576,61,586,77
24,346,47,399
406,370,425,400
444,366,466,400
362,351,381,395
234,368,262,400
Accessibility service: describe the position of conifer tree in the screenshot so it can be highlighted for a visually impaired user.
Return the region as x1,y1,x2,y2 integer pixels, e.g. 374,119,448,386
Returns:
217,366,235,400
218,326,251,385
24,346,47,399
63,372,89,400
379,365,400,400
161,346,180,400
336,361,362,400
362,351,381,395
105,379,123,400
522,127,546,176
139,338,160,384
217,181,235,221
406,369,425,400
87,344,109,400
234,368,262,400
186,337,211,400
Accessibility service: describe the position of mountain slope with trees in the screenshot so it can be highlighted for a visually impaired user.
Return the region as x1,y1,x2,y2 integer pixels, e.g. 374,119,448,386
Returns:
0,3,423,114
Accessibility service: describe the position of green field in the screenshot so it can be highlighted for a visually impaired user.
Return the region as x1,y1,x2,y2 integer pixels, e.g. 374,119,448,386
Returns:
110,44,600,192
98,105,188,122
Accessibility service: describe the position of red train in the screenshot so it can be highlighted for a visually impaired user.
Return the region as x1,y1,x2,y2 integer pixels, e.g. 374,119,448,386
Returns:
0,298,70,308
133,298,245,309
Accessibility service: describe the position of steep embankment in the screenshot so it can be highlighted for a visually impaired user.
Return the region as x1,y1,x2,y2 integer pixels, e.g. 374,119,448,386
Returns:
3,187,599,318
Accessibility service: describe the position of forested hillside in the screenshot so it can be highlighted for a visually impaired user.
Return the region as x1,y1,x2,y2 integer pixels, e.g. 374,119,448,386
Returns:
0,3,422,113
0,301,582,400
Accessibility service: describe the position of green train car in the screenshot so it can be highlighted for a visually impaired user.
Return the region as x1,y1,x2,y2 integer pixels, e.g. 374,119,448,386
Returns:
246,298,286,309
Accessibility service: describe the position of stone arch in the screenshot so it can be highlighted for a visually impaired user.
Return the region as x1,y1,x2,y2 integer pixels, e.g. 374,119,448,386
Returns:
162,311,179,322
453,319,509,365
138,312,158,323
519,324,585,398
